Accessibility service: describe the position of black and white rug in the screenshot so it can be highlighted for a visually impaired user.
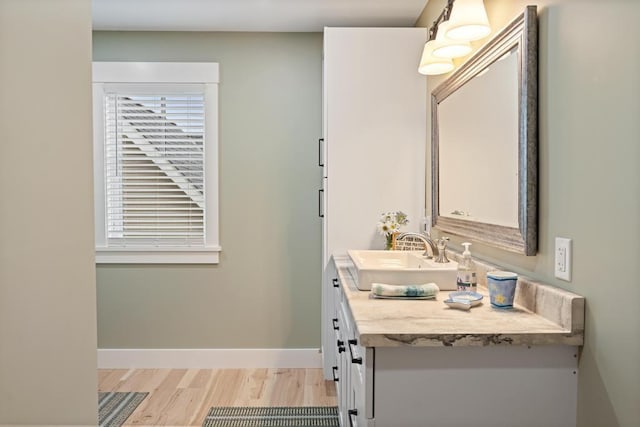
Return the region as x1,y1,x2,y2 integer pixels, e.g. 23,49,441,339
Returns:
98,391,148,427
202,406,340,427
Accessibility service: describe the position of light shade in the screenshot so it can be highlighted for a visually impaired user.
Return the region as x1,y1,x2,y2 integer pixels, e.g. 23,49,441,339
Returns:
445,0,491,41
418,40,454,75
431,20,472,59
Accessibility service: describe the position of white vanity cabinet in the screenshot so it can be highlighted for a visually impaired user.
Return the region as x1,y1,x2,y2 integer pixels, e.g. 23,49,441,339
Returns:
320,26,427,380
329,261,374,427
325,256,583,427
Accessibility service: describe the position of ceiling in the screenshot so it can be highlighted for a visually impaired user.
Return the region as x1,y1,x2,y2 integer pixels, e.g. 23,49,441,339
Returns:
92,0,429,32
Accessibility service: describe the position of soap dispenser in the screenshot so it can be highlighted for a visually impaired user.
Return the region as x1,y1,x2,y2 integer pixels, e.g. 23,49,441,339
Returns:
456,242,477,292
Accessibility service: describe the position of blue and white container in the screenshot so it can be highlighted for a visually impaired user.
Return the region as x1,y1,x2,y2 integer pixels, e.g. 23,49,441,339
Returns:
487,271,518,308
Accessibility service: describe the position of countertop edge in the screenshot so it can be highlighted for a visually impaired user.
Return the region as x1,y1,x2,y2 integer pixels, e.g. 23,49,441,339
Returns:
360,331,584,348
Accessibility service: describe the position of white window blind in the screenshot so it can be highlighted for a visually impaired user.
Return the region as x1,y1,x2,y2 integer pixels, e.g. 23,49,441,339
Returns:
93,62,220,264
105,91,206,248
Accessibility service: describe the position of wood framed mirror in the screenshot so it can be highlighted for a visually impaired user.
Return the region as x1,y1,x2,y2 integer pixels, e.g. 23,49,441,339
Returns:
431,5,538,255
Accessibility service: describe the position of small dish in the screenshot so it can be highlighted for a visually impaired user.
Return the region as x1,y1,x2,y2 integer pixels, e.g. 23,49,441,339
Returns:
448,291,483,307
443,298,471,310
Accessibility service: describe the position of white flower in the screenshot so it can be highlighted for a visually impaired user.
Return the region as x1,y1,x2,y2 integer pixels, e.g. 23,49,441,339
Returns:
376,211,409,236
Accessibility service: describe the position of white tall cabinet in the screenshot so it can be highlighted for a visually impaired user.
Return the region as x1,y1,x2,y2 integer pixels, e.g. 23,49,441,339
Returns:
320,27,427,380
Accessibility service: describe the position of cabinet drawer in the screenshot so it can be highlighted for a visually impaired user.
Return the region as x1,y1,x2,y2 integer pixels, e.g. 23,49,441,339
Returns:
332,312,346,390
348,339,373,422
332,276,343,315
336,299,351,427
343,299,374,423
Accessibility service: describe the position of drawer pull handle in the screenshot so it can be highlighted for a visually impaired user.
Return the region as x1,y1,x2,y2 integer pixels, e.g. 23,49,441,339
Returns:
318,189,324,218
348,409,358,427
348,339,362,364
332,278,339,288
332,366,339,382
337,338,345,353
318,138,325,167
332,318,339,330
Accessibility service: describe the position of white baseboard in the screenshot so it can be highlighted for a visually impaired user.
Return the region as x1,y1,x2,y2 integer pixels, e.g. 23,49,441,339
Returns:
97,348,323,369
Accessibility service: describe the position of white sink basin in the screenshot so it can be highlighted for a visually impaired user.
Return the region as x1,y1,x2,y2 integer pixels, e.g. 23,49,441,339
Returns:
347,250,458,291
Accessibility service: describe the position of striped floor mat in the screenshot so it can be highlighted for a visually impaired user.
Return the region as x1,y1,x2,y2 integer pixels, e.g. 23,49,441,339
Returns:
98,391,148,427
203,406,340,427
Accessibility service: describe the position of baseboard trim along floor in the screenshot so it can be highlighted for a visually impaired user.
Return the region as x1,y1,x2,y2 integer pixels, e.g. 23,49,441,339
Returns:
97,348,323,369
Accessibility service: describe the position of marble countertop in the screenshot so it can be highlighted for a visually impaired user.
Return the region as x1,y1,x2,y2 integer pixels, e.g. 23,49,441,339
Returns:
334,254,585,348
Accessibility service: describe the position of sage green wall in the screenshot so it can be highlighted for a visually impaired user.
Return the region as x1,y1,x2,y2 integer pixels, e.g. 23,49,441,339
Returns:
0,0,98,424
417,1,640,426
93,32,323,348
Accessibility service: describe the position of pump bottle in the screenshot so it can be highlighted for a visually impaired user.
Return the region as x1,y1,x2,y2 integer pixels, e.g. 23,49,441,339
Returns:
456,242,477,292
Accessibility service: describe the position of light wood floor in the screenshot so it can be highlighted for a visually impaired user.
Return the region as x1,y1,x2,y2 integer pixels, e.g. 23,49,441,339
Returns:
98,368,337,426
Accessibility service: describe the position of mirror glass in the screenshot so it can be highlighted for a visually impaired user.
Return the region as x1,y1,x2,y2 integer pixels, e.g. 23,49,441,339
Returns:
431,6,537,255
438,48,519,227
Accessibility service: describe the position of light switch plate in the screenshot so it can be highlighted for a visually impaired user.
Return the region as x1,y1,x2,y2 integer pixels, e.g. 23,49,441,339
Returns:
555,237,572,281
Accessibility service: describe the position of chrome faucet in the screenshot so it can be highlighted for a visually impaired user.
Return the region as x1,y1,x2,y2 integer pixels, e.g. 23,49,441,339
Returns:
395,232,439,259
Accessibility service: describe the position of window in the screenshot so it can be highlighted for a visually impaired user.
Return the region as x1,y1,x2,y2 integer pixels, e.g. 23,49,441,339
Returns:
92,62,220,263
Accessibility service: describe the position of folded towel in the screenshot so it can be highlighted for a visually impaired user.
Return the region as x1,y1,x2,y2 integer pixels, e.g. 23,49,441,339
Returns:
371,282,440,298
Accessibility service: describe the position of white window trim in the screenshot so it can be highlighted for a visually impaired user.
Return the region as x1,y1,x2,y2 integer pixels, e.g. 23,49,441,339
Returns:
92,62,221,264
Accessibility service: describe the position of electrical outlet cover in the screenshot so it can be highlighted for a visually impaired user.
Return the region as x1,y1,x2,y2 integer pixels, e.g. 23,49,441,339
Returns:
555,237,572,281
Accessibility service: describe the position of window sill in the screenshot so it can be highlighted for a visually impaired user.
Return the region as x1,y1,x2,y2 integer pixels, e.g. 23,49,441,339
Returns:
96,247,221,264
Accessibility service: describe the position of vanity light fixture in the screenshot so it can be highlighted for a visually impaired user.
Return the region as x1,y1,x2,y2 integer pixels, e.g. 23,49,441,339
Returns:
431,20,472,59
418,40,455,75
417,0,491,75
445,0,492,41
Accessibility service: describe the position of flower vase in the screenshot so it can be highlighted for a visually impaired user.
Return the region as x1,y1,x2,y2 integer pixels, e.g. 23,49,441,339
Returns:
385,233,395,250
